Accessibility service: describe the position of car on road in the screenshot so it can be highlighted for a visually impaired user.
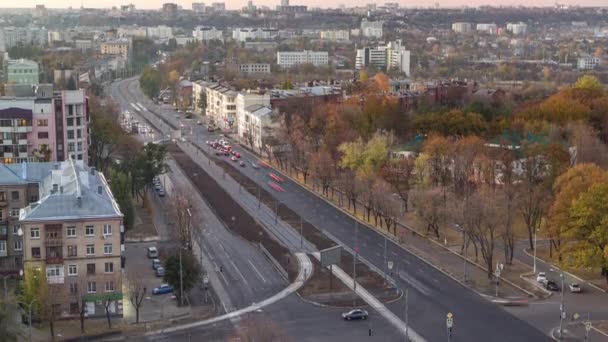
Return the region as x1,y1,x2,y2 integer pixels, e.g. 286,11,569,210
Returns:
158,188,166,197
155,266,166,277
251,162,259,169
153,284,173,295
342,309,368,320
154,183,162,191
152,258,161,270
546,280,560,291
197,120,202,125
239,161,246,167
231,156,237,162
235,152,241,158
569,283,581,293
147,246,159,258
536,272,547,284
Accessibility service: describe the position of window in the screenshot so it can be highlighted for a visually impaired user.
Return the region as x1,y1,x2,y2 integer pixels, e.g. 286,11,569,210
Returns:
37,132,49,139
12,225,19,235
86,263,95,275
13,239,22,251
67,245,77,257
87,281,96,293
67,130,74,139
67,118,74,126
76,118,82,126
46,265,63,278
65,264,77,276
0,241,5,254
77,142,82,151
0,192,5,201
10,208,19,217
85,226,94,236
86,244,94,256
0,209,3,220
105,281,114,292
37,119,48,127
31,247,40,258
104,262,114,273
103,225,112,236
77,129,82,138
11,191,19,200
67,143,74,152
104,244,112,255
30,228,40,239
66,226,76,237
69,283,78,295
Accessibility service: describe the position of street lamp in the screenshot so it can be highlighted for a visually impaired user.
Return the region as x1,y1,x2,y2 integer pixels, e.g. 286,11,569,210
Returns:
559,271,565,339
533,228,538,274
18,298,37,342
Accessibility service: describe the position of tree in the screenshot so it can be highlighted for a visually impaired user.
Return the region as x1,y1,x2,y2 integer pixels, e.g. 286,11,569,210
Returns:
412,189,446,239
33,144,52,162
574,75,602,92
164,250,202,303
380,157,415,212
0,299,17,341
139,66,161,98
110,171,134,231
197,91,207,112
127,272,147,324
21,266,54,338
567,182,608,283
310,150,335,197
170,193,195,250
422,135,453,201
130,143,168,200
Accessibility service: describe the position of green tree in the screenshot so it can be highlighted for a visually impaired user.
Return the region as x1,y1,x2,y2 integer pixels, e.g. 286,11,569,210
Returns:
567,182,608,283
111,171,134,230
164,250,201,303
339,133,390,177
139,66,161,98
574,75,603,92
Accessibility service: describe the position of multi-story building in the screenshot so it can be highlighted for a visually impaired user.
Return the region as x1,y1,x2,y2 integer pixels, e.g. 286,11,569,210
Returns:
239,63,271,74
210,2,226,13
276,50,329,68
355,40,410,76
100,39,131,59
0,26,48,52
476,23,497,35
192,26,223,42
6,59,39,85
244,41,277,52
205,84,238,129
452,22,473,33
20,159,124,319
360,19,383,38
146,26,174,40
506,22,528,35
237,104,274,153
578,55,601,70
74,39,93,51
232,28,279,42
320,30,350,41
161,3,178,18
192,2,206,13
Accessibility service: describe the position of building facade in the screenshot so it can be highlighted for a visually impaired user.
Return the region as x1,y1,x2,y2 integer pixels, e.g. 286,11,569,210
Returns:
577,55,600,70
232,28,279,42
6,59,39,85
20,160,124,319
239,63,271,74
506,22,528,35
355,40,411,76
320,30,350,41
205,84,238,129
276,50,329,68
451,22,473,33
360,19,383,38
237,104,273,153
192,26,223,42
100,39,131,59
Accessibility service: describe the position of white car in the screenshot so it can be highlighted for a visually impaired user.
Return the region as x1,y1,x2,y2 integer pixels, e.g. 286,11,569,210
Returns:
536,272,547,284
569,283,582,293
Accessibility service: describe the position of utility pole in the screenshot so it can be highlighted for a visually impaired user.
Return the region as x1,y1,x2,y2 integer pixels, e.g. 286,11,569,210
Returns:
584,313,591,341
463,230,467,282
300,216,303,249
559,271,565,339
405,289,409,342
533,228,538,274
179,248,184,306
353,221,358,292
384,235,388,282
446,312,453,342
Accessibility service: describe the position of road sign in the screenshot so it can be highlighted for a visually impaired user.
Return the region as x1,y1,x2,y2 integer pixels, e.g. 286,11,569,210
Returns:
320,245,342,268
446,312,454,328
573,313,580,320
585,321,592,332
388,261,394,270
203,276,209,285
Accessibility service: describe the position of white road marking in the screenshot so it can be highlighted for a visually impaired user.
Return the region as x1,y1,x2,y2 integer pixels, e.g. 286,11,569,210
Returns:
228,257,249,285
248,260,267,283
398,270,432,297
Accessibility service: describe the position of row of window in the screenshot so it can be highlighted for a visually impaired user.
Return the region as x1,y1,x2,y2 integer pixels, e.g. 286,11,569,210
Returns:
69,280,115,295
0,190,21,201
30,243,113,258
67,142,84,152
65,262,114,276
66,129,83,139
28,224,112,239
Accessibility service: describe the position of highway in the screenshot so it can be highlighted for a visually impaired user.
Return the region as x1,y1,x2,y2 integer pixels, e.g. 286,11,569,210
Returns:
111,77,552,341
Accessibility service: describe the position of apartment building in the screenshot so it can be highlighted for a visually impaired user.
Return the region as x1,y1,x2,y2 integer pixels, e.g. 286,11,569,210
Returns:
360,19,383,38
192,2,206,13
355,40,411,76
146,26,174,40
237,104,273,153
506,22,528,35
239,63,271,74
320,30,350,41
276,50,329,68
6,59,39,85
451,22,473,33
578,55,601,70
0,26,48,52
100,39,131,59
205,83,238,129
476,23,497,35
232,28,279,42
20,159,124,319
192,26,223,42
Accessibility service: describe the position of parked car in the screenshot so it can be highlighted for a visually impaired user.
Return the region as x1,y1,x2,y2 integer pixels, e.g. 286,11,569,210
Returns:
536,272,547,284
546,280,560,291
197,120,202,125
153,284,173,295
231,156,237,162
569,283,582,293
239,161,246,167
342,309,368,320
155,266,166,277
147,246,159,258
251,162,259,169
235,152,241,158
154,183,162,191
152,258,161,270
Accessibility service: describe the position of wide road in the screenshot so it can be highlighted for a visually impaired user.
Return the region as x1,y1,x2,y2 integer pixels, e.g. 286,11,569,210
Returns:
111,77,552,341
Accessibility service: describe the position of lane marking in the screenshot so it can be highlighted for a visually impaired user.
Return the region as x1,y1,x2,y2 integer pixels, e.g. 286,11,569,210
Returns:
228,257,249,285
248,260,267,283
398,270,432,297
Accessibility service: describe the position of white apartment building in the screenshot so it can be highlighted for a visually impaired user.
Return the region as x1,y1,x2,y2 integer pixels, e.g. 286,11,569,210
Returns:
146,26,174,40
0,26,48,51
452,22,473,33
232,28,279,42
355,40,410,76
192,26,223,42
506,22,528,35
239,64,271,74
476,23,497,35
320,30,350,41
578,55,601,70
116,26,147,38
276,51,329,69
205,84,238,129
360,19,383,38
237,104,273,153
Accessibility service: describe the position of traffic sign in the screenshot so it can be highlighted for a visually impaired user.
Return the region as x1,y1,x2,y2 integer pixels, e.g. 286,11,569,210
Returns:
388,261,394,270
446,312,454,328
585,321,592,332
573,313,580,320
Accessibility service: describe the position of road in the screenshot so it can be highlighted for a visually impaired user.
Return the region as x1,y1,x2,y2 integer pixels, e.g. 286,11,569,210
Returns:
111,77,552,341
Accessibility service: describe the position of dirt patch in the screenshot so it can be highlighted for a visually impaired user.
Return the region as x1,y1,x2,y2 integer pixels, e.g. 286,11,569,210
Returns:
125,195,157,239
167,143,297,281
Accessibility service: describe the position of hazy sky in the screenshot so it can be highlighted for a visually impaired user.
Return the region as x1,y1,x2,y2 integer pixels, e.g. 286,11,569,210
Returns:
1,0,607,10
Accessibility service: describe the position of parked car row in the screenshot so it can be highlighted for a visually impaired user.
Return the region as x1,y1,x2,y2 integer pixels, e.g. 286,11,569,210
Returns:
536,272,582,293
153,176,165,197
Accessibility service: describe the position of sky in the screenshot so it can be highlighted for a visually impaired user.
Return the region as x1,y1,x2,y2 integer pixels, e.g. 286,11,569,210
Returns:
0,0,607,10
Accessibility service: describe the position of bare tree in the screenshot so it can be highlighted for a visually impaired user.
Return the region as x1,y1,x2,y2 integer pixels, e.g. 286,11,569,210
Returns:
170,193,195,250
411,189,446,239
380,156,415,212
102,295,113,329
127,271,147,324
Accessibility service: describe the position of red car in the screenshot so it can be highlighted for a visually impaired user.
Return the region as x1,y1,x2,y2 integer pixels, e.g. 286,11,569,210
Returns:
235,152,241,158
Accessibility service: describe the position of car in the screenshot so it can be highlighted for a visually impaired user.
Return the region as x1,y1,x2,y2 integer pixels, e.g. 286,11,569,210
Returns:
158,189,166,197
235,152,241,158
215,151,222,156
536,272,547,284
147,246,159,258
152,284,174,295
152,258,161,270
231,156,237,162
569,283,582,293
251,162,259,169
223,150,230,156
155,266,166,277
546,280,560,291
239,161,246,167
154,183,162,191
342,309,368,320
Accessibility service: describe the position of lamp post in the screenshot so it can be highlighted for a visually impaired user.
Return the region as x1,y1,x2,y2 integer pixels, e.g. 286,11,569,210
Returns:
559,271,565,339
533,228,538,274
18,298,37,342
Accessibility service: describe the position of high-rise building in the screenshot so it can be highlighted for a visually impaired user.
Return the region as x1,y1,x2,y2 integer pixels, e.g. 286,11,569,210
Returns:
232,28,278,42
355,40,411,76
506,22,528,35
192,2,206,12
320,30,350,41
162,3,178,18
281,0,289,6
476,23,497,35
360,19,383,38
192,26,223,42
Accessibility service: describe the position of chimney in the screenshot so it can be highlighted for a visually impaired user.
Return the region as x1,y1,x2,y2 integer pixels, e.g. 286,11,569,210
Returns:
97,185,102,195
52,184,58,193
76,196,82,208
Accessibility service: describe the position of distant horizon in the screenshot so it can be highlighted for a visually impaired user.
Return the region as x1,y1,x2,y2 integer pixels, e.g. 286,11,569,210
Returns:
0,0,607,11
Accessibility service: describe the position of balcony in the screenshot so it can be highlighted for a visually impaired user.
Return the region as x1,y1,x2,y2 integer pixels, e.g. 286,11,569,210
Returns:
14,126,32,133
45,237,63,247
46,255,63,264
0,250,6,257
17,139,28,145
47,276,64,284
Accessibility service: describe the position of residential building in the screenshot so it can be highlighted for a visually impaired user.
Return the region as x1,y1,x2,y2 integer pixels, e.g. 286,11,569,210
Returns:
116,26,147,38
276,5,307,13
204,84,238,129
192,81,208,114
192,26,223,42
192,2,206,12
162,3,178,18
451,22,473,33
355,40,411,76
210,2,226,13
54,90,89,162
6,59,39,85
100,39,131,59
360,19,383,38
506,22,528,35
0,26,48,52
232,28,279,42
244,41,277,51
476,23,497,35
276,50,329,68
320,30,350,41
74,39,93,52
237,104,274,153
20,159,124,319
239,63,271,74
577,55,601,70
146,26,174,40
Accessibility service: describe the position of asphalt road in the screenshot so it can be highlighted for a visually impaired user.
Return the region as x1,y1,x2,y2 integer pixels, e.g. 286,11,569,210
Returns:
111,77,552,342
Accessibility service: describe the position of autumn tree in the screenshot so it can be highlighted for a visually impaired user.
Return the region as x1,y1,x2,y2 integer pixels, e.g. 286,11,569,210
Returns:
164,250,202,304
170,193,195,250
574,75,603,92
411,189,446,239
127,271,147,324
380,156,415,212
421,135,453,201
310,150,335,197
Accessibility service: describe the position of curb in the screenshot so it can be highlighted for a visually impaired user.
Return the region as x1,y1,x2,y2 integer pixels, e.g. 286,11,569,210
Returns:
519,271,553,299
267,162,537,300
125,236,160,243
522,248,607,293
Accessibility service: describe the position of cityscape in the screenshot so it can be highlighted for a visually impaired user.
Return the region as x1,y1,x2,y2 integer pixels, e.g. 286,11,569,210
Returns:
0,1,607,341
